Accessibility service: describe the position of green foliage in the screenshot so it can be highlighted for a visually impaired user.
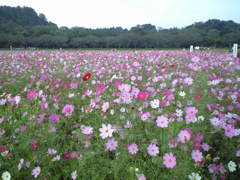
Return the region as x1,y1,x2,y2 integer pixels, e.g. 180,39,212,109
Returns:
0,6,240,49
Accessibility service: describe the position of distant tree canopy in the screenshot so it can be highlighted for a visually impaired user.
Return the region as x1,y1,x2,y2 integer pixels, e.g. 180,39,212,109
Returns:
0,6,240,49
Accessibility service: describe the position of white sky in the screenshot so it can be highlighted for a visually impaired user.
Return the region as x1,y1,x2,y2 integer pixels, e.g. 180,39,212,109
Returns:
1,0,240,29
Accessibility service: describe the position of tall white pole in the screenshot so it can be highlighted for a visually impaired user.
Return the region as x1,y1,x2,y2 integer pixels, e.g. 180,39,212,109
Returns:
233,43,238,58
190,45,193,53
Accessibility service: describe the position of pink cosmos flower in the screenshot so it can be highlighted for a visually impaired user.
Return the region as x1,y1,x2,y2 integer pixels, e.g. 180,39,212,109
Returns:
26,161,31,168
95,86,107,95
184,77,193,86
208,164,220,173
99,124,114,139
27,90,37,99
168,137,178,148
70,151,78,159
147,143,159,156
70,83,78,89
19,125,28,132
118,84,131,92
128,144,139,155
137,91,148,101
49,113,61,123
120,92,133,104
140,112,151,122
163,152,177,168
192,140,201,149
83,89,92,96
224,125,235,138
32,166,41,178
81,125,93,135
227,105,234,111
0,117,4,124
210,117,221,127
36,113,46,124
102,102,110,112
195,132,204,142
236,150,240,157
191,150,203,163
113,80,122,88
136,174,147,180
83,140,91,148
106,138,118,151
71,170,77,180
178,129,191,143
124,121,133,129
192,56,200,63
47,148,57,155
13,95,21,105
202,143,209,152
185,115,197,123
156,115,169,128
185,107,198,117
62,104,74,116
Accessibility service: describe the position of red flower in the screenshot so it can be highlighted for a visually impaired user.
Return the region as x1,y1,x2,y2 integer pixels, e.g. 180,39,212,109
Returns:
194,93,203,100
31,140,39,150
82,73,92,81
0,146,8,152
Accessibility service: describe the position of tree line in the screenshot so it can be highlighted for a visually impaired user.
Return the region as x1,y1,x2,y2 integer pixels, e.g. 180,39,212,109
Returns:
0,6,240,49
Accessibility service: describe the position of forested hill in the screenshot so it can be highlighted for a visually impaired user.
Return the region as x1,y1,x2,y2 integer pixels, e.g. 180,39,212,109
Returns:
0,6,240,48
0,6,55,26
186,19,240,35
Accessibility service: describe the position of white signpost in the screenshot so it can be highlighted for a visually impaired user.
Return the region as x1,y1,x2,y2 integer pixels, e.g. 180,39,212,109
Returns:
195,46,200,50
190,45,193,53
233,43,238,58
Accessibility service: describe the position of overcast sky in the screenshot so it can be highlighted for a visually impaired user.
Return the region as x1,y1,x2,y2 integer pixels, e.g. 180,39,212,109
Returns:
1,0,240,29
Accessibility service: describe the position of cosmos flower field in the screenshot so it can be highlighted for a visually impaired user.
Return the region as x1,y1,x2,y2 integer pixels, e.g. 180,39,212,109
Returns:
0,50,240,180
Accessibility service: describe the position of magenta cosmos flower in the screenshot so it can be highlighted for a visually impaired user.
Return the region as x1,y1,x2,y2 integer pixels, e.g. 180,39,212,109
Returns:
62,104,74,116
137,91,148,101
128,143,139,155
27,90,37,99
106,138,118,151
147,143,159,156
163,152,177,168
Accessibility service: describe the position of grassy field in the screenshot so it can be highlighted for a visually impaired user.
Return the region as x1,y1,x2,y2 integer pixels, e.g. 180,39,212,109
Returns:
0,50,239,180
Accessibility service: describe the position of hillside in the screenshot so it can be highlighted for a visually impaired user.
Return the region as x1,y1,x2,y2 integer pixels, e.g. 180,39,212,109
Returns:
0,6,239,48
0,6,54,26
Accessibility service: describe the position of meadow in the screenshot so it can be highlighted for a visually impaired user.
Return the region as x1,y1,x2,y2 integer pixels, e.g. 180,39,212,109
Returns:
0,50,239,180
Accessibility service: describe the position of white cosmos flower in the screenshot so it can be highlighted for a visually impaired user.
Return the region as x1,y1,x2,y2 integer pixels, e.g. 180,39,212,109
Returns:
176,109,183,117
150,99,160,109
179,91,186,97
198,116,205,121
68,93,75,98
13,96,21,105
99,124,114,139
188,172,201,180
1,171,11,180
228,161,237,172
